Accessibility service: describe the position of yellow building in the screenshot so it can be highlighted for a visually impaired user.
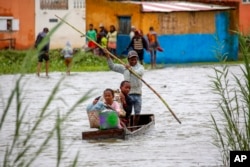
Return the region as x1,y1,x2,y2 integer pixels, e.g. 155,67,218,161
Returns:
86,0,238,63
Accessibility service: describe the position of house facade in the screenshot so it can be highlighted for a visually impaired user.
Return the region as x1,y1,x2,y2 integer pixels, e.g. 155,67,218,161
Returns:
0,0,86,50
0,0,35,49
187,0,250,35
35,0,86,49
86,0,239,64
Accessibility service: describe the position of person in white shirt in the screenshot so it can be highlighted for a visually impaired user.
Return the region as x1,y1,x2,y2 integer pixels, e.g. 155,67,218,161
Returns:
106,25,117,56
129,25,136,40
61,41,73,75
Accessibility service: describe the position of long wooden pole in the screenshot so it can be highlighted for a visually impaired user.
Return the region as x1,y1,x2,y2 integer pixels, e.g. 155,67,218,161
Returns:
55,15,181,124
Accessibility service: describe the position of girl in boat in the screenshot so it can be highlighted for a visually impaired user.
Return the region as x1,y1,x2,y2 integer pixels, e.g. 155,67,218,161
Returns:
87,89,124,129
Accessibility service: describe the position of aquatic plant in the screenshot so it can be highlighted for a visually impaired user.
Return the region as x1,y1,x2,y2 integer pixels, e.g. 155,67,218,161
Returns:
210,33,250,166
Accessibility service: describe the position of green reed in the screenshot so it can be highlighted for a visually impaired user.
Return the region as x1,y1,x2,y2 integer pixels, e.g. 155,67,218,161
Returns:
0,17,92,167
210,34,250,166
1,75,92,167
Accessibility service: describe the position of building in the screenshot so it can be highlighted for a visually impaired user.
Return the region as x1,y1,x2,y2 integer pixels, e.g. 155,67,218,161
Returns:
187,0,250,35
86,0,239,63
35,0,86,49
0,0,35,49
0,0,85,50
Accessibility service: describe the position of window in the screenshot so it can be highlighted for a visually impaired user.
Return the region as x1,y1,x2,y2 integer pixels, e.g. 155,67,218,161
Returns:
73,0,85,9
0,17,19,31
242,0,250,3
118,16,131,34
40,0,68,10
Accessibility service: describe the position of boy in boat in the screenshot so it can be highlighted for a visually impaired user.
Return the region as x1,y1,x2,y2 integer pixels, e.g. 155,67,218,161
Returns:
119,81,133,126
104,50,144,125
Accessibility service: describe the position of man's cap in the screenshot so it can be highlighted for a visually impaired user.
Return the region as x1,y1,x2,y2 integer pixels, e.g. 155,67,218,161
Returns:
127,50,138,59
99,23,104,27
131,25,135,29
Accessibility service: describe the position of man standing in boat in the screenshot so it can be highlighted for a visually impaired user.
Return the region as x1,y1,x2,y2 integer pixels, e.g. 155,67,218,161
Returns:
105,50,144,125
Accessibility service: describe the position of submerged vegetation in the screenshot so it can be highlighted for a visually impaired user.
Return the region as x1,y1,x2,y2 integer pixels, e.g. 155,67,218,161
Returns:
210,33,250,166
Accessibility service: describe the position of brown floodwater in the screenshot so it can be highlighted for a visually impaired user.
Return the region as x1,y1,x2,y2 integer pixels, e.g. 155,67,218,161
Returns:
0,65,243,166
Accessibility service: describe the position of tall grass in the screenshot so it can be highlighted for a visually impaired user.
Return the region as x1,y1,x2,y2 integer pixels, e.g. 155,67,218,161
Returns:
210,34,250,166
0,75,92,166
0,18,93,166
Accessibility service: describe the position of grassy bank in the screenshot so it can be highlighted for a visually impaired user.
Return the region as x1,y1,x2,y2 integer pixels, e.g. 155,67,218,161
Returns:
0,49,245,75
0,49,118,74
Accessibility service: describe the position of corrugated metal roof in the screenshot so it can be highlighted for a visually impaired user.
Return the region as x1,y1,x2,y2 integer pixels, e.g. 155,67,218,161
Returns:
127,1,233,13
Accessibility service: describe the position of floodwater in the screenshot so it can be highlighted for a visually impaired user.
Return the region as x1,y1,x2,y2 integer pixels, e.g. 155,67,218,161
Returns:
0,64,243,167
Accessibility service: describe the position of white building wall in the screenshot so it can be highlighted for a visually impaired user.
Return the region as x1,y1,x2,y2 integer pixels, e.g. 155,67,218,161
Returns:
35,0,86,49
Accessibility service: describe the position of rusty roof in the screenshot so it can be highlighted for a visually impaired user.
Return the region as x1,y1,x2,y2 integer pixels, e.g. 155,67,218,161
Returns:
125,1,233,12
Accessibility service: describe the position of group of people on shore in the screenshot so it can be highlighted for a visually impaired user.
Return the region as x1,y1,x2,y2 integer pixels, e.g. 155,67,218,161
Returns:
85,23,117,56
85,23,161,68
34,24,161,77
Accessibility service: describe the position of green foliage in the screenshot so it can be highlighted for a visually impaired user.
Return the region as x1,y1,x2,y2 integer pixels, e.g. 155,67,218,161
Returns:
0,49,126,74
0,50,27,74
210,33,250,166
71,51,110,71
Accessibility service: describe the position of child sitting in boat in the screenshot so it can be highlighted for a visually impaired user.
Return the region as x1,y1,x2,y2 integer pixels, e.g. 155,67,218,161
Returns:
103,89,123,114
118,81,133,126
87,88,124,129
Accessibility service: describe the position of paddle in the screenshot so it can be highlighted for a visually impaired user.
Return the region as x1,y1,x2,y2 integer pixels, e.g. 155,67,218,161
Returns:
55,15,181,124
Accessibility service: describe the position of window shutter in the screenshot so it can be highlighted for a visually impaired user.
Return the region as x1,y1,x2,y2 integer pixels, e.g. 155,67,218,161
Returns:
12,19,19,31
0,20,7,31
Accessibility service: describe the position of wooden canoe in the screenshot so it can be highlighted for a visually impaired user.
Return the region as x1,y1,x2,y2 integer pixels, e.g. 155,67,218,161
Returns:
82,114,155,140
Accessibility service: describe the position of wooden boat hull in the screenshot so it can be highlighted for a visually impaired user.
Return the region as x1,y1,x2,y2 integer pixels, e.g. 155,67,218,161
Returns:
82,114,155,140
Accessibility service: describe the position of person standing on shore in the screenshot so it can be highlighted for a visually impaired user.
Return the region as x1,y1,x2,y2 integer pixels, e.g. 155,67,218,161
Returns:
97,23,108,44
127,30,149,65
86,24,97,52
106,25,117,56
147,26,159,69
35,27,50,77
129,25,136,40
61,41,73,75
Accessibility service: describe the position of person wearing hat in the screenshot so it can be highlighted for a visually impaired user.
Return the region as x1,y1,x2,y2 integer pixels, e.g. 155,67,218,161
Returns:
97,23,108,44
105,50,144,125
